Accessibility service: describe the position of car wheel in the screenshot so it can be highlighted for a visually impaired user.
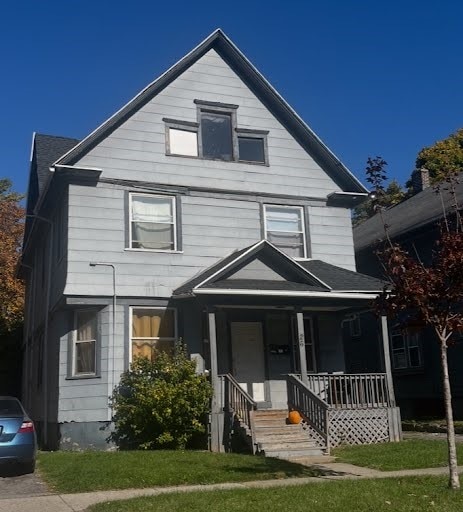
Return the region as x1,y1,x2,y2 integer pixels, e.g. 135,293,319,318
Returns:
21,460,36,474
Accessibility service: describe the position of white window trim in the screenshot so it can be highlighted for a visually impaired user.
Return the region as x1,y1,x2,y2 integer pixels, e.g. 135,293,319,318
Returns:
129,193,177,252
129,306,178,363
263,204,307,259
72,310,97,377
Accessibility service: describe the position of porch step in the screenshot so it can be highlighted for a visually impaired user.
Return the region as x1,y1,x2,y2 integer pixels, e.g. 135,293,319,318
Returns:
261,446,325,459
249,409,327,460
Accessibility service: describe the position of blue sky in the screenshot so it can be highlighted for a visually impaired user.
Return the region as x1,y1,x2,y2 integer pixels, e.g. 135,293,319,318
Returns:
2,1,462,194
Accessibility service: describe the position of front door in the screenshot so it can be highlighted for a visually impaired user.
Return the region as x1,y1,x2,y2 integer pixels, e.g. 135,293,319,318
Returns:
230,322,266,402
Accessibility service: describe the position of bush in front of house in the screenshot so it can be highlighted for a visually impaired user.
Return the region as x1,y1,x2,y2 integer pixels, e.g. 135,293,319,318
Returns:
110,344,212,450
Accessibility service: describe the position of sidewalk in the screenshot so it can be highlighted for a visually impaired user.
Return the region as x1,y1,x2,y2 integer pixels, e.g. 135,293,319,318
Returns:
2,464,463,512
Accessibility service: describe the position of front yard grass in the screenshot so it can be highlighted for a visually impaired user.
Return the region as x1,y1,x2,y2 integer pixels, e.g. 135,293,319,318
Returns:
88,476,463,512
37,450,319,493
333,439,463,471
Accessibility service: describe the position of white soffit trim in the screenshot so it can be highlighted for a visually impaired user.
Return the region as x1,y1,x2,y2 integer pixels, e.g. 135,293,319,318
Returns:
192,289,378,299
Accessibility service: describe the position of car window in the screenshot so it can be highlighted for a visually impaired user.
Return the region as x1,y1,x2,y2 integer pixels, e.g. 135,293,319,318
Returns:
0,399,23,416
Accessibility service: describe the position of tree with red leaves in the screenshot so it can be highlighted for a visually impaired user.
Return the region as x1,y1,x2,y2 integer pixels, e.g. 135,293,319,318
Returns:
372,158,463,489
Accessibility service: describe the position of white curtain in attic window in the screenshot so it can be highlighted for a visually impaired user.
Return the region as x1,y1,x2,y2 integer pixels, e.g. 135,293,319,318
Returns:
169,128,198,156
132,196,173,223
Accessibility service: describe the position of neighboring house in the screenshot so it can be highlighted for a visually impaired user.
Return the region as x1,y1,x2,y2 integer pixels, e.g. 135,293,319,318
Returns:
354,169,463,419
20,29,401,454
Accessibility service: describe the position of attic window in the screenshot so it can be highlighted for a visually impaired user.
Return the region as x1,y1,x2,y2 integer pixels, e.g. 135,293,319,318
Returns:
164,101,269,165
200,111,233,161
164,118,199,157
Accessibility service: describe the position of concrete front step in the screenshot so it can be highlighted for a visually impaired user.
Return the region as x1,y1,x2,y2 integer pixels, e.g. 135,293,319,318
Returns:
258,439,320,450
262,446,325,459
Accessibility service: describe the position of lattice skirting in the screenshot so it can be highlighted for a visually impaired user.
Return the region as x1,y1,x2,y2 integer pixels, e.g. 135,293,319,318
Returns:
301,422,327,449
328,408,390,447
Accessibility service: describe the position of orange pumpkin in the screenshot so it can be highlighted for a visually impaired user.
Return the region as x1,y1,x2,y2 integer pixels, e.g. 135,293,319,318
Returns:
288,410,302,424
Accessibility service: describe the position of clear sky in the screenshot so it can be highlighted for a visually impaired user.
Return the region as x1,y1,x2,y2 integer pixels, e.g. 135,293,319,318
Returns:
2,0,462,194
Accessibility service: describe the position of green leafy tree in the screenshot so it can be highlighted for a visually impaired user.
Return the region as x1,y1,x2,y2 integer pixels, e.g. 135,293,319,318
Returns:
353,157,405,225
110,345,212,450
415,128,463,185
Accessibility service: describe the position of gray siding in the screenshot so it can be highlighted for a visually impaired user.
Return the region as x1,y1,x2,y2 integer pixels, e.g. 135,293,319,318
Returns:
65,183,262,297
75,49,341,199
309,206,356,270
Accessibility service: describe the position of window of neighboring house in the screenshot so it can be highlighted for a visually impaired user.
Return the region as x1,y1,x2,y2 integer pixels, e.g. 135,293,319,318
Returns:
391,329,422,370
349,314,362,338
130,193,176,251
72,310,97,377
130,307,177,362
264,204,307,258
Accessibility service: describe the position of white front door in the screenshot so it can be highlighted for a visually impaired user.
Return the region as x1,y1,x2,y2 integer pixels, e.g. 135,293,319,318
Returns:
230,322,266,402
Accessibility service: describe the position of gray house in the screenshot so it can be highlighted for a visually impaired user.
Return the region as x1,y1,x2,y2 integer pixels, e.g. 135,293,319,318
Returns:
20,29,400,455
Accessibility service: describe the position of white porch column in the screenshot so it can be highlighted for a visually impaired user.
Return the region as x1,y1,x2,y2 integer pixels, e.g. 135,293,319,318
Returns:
208,311,223,452
381,315,396,407
296,311,309,385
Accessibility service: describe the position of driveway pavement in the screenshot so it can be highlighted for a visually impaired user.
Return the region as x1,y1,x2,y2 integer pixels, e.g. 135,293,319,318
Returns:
0,467,50,499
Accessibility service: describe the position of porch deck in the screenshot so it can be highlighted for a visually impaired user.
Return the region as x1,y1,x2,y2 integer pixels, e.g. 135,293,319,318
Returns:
220,372,401,456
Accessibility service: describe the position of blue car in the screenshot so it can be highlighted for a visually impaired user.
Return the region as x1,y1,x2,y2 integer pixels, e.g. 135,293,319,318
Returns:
0,397,37,474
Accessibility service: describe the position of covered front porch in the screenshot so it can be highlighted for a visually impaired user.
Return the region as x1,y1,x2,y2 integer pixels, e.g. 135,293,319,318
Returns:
173,240,400,454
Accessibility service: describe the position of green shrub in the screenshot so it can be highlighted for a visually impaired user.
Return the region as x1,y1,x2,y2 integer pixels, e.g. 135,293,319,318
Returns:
110,345,212,450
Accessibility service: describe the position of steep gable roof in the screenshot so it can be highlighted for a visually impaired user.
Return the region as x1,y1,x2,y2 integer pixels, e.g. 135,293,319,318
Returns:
54,29,367,194
354,180,463,252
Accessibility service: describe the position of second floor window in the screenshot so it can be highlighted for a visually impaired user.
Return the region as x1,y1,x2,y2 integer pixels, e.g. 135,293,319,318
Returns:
264,205,307,258
130,194,176,251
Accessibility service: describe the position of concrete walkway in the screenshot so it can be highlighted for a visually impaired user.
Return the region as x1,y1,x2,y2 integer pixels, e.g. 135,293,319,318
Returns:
2,464,463,512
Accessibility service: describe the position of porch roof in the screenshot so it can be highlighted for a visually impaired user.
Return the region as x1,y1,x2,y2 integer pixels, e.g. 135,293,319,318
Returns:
173,240,387,298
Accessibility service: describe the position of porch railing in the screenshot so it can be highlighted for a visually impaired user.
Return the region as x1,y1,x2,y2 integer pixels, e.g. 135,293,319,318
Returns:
304,373,392,409
219,374,257,451
287,374,329,449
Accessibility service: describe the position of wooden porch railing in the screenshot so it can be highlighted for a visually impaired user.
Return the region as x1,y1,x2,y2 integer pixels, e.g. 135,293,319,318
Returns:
219,374,257,451
287,374,329,450
304,373,393,409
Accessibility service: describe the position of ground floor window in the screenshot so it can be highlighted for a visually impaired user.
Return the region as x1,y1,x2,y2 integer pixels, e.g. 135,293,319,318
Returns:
130,307,177,361
73,310,97,376
391,329,422,370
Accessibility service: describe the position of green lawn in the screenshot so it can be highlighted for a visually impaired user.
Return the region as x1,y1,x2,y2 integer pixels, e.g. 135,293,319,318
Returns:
37,450,320,493
333,439,463,471
88,477,463,512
